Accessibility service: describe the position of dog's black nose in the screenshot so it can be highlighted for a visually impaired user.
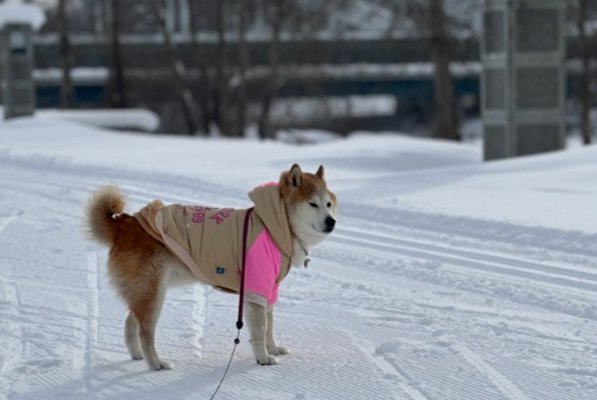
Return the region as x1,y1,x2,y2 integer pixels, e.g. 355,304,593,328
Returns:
325,217,336,231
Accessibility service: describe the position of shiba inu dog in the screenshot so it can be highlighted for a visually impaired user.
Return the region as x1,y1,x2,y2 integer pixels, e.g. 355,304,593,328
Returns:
86,164,337,370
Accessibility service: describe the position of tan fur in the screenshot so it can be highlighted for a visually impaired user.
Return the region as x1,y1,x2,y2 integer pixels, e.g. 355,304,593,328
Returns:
86,165,336,370
85,185,126,246
279,164,331,206
86,187,180,369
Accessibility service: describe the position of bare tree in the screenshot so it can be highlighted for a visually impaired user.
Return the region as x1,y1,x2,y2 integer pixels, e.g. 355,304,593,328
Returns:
58,0,74,107
258,0,288,140
149,0,199,135
214,0,229,135
107,0,126,108
235,0,250,138
572,0,593,145
93,0,107,35
188,0,213,135
428,0,459,141
379,0,467,141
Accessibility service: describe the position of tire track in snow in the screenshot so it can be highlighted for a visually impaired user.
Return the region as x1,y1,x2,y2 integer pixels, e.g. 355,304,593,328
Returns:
453,344,531,400
0,281,24,399
0,155,244,207
0,211,24,234
351,340,429,400
337,226,597,283
321,277,537,400
73,251,100,392
329,231,597,295
85,251,100,391
333,301,517,400
320,240,597,322
340,203,597,259
1,170,239,214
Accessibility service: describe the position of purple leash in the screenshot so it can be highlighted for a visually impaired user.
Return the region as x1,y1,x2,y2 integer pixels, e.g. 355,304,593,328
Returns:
236,207,253,334
209,207,253,400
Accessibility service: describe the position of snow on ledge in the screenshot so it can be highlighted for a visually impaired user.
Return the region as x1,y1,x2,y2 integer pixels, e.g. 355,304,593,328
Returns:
33,67,109,83
0,2,46,31
42,109,161,133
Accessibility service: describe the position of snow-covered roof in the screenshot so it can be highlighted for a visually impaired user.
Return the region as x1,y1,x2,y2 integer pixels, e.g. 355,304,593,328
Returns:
0,2,46,31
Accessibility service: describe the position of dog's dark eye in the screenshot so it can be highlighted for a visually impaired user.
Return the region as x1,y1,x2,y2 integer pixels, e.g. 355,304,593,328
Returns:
309,203,319,208
326,202,332,208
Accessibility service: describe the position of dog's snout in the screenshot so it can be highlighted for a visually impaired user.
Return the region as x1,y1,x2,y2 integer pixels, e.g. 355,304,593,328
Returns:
325,216,336,231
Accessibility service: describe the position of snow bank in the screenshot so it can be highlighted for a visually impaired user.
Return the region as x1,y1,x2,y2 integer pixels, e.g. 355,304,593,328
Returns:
3,111,597,234
0,113,479,193
40,109,160,132
277,129,341,144
376,143,597,234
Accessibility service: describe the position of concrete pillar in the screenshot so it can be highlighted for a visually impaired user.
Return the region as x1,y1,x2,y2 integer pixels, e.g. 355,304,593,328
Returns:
0,2,46,120
482,0,566,161
1,24,35,119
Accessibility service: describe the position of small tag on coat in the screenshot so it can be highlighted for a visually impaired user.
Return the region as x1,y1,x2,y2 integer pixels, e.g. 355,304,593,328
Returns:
215,267,226,274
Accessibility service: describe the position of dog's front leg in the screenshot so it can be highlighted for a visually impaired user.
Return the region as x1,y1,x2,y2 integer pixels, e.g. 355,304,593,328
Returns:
266,306,290,356
245,302,278,365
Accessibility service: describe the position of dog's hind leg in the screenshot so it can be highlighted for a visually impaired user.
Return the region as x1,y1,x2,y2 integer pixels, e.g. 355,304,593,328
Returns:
266,306,290,356
125,312,143,360
245,302,278,365
131,274,173,371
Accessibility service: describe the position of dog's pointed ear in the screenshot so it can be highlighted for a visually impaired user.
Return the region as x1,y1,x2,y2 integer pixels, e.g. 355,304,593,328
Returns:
289,164,303,187
316,165,325,180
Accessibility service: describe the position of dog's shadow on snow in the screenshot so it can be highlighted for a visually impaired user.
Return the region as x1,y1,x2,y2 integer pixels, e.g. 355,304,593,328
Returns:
16,356,269,400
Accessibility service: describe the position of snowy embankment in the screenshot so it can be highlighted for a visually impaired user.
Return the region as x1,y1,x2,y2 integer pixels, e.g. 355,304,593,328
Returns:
1,113,597,400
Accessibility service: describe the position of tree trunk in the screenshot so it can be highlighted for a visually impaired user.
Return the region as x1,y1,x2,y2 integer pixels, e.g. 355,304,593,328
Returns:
58,0,74,108
577,0,592,145
429,0,460,141
108,0,126,108
151,0,198,135
215,0,228,135
235,0,250,138
93,0,106,35
188,0,211,135
258,0,283,140
198,64,212,134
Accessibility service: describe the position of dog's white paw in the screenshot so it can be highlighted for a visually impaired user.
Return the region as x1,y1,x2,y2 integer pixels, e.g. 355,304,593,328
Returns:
256,355,279,366
131,354,144,361
267,345,291,356
149,360,174,371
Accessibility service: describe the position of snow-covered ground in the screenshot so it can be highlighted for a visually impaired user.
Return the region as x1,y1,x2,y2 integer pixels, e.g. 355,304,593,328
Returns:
1,112,597,400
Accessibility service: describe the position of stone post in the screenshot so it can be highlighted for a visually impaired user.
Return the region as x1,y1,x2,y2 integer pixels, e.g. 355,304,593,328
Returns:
482,0,566,160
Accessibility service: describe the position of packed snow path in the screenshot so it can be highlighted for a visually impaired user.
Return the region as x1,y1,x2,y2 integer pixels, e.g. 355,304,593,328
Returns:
1,155,597,400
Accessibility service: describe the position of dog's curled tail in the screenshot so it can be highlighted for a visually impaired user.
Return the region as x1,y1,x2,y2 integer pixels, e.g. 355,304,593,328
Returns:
86,185,126,246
